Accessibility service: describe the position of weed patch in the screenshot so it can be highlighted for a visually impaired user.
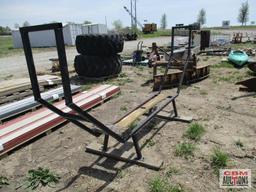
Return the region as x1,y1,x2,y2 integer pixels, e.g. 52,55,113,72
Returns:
0,176,9,188
20,167,60,190
184,123,205,141
149,176,183,192
211,148,229,170
175,142,195,158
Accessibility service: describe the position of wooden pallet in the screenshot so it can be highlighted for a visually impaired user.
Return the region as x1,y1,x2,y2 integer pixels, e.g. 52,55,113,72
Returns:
153,64,210,90
0,84,120,157
0,75,62,104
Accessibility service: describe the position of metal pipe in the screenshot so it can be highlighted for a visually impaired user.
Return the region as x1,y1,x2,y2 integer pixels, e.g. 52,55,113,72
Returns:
20,31,41,100
54,28,73,105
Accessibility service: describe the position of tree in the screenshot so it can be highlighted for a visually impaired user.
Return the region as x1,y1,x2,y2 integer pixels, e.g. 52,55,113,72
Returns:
197,9,206,26
238,1,249,26
112,20,123,32
5,26,11,32
23,21,30,27
84,20,92,25
14,23,20,29
161,13,167,29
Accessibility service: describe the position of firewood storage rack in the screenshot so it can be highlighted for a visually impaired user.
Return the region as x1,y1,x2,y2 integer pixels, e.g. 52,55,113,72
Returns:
20,23,193,170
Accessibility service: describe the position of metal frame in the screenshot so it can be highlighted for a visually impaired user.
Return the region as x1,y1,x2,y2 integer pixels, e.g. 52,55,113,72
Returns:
20,23,192,170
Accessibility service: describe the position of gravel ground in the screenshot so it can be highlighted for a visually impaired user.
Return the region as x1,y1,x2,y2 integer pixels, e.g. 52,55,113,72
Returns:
0,36,172,81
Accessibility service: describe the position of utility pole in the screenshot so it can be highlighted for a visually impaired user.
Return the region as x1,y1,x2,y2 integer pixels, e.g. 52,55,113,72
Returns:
134,0,137,31
130,0,133,29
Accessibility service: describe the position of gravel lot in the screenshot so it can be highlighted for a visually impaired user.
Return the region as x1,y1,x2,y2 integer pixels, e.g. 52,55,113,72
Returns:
0,36,172,80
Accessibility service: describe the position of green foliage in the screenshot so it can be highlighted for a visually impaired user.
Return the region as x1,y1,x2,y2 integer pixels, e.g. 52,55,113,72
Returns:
161,14,167,29
211,61,233,69
23,21,30,27
0,176,9,188
119,72,128,78
84,20,92,25
238,1,249,26
0,36,18,58
146,139,156,147
120,106,128,111
175,142,195,158
197,8,206,25
112,20,123,32
211,148,229,170
140,30,171,38
23,167,60,190
184,123,205,141
149,176,183,192
0,26,11,35
165,167,179,178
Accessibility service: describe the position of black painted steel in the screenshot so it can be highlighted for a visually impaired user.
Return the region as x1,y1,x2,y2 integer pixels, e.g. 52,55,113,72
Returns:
20,23,192,169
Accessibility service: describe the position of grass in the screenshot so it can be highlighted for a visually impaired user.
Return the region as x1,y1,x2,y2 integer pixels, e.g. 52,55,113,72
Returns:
165,167,179,178
21,167,60,190
204,25,256,30
119,72,128,78
149,176,183,192
146,139,156,147
230,42,255,50
0,36,21,58
211,61,234,69
213,70,250,83
0,36,55,58
246,70,256,77
199,90,208,96
81,83,96,91
0,176,9,188
175,142,195,158
235,140,244,148
140,29,172,39
184,123,205,141
108,77,133,86
120,106,128,112
116,169,126,179
211,148,229,170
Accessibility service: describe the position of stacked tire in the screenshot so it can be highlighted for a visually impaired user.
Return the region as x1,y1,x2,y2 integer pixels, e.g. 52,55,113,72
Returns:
74,34,124,78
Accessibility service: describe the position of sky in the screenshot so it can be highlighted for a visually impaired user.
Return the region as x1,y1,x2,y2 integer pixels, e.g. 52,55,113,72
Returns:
0,0,255,29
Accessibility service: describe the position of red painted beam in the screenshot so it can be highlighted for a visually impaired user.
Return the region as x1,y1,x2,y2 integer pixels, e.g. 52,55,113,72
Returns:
0,85,120,156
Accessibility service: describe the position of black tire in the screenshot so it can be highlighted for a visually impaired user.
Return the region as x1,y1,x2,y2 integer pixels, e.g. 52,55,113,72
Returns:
76,34,124,56
74,55,122,78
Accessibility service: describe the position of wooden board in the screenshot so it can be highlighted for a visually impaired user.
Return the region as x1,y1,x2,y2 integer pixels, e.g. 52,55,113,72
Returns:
0,85,120,156
0,75,61,98
153,64,210,90
115,94,167,128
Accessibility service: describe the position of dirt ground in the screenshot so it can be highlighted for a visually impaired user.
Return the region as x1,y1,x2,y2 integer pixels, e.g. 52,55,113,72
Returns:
0,51,256,191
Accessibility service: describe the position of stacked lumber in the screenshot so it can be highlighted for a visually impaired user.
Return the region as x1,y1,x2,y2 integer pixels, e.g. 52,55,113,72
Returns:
0,75,62,104
0,85,81,122
0,84,120,156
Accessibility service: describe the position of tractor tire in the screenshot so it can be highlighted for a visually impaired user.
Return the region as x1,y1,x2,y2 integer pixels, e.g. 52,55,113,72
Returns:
74,55,123,78
76,34,124,56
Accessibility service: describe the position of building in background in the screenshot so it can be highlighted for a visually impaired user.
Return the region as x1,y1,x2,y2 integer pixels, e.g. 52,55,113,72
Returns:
12,23,108,48
222,20,230,29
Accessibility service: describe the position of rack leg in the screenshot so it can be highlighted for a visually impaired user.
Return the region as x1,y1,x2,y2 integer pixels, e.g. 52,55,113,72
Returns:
103,134,109,151
172,99,178,117
132,135,142,160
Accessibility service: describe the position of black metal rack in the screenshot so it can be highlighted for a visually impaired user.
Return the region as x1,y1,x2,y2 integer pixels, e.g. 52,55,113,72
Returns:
20,23,193,170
